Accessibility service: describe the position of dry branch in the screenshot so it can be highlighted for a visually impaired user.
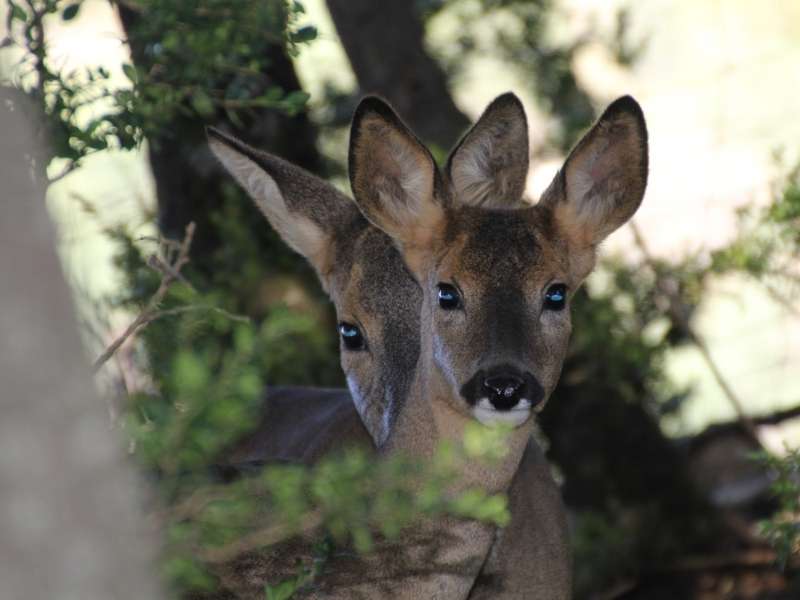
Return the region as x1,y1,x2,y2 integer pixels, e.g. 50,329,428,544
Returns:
196,511,325,564
92,222,196,373
629,222,763,446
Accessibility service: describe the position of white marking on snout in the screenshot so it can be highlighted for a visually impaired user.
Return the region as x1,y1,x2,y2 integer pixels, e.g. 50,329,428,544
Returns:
472,398,532,428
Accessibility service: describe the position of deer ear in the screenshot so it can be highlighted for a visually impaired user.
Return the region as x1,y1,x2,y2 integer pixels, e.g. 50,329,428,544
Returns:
207,127,360,280
348,97,444,252
544,95,648,248
446,92,529,208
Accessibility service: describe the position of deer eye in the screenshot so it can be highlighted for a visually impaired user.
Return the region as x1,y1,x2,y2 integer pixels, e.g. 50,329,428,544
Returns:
338,322,365,351
437,283,462,310
544,284,567,311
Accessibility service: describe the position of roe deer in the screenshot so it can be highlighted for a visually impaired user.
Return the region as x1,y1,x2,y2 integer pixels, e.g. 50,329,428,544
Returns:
207,91,647,598
344,91,647,596
208,124,568,598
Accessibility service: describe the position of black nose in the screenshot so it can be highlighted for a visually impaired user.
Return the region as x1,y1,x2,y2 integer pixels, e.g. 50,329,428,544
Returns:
482,374,526,411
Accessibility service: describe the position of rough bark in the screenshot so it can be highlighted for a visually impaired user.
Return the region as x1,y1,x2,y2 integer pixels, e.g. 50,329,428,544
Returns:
326,0,471,150
0,87,162,600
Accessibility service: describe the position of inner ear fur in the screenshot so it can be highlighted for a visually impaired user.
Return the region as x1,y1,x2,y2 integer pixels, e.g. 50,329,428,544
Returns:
207,127,361,280
446,92,529,208
348,97,445,254
543,95,648,250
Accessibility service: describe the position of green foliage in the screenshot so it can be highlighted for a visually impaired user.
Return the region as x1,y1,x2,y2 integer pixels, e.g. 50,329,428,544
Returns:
128,320,263,480
753,448,800,568
156,420,511,594
710,156,800,285
571,510,636,597
119,0,313,137
1,0,315,169
571,258,682,411
709,163,800,572
9,0,800,595
266,576,309,600
567,159,800,593
3,0,135,163
104,225,514,596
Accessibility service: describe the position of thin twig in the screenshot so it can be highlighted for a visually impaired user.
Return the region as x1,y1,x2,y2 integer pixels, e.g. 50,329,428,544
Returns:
688,403,800,450
594,548,798,600
146,305,250,325
165,485,233,524
197,511,324,564
629,222,762,446
49,160,80,184
92,222,196,373
147,254,195,292
763,282,800,318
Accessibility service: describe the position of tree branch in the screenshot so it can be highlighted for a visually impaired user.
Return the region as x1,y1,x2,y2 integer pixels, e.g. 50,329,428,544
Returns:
630,222,763,446
195,511,324,564
92,222,195,373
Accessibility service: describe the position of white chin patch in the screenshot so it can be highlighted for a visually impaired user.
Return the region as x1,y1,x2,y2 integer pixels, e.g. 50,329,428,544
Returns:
472,398,532,428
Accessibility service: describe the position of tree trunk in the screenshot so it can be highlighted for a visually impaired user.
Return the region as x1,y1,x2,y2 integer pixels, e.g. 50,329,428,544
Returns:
116,4,323,264
326,0,471,150
0,87,162,600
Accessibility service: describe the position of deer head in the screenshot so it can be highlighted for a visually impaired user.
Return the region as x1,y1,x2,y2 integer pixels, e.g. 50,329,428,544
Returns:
348,93,648,433
207,129,421,448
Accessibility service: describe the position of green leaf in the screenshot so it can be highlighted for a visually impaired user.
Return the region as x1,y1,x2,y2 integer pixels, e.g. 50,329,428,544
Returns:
190,89,215,117
173,352,209,394
8,1,27,23
121,63,138,84
62,3,80,21
265,578,299,600
284,90,310,106
291,25,317,44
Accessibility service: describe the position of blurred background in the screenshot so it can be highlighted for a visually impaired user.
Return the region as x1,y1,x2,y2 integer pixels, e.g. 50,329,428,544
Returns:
2,0,798,598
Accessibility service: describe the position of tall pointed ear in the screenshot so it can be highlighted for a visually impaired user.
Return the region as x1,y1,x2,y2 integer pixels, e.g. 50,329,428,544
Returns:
348,97,444,253
207,127,360,279
543,95,648,249
446,92,529,208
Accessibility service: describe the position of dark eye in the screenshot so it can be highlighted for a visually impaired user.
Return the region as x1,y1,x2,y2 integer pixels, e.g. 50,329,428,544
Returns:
338,322,365,351
437,283,462,310
544,284,567,311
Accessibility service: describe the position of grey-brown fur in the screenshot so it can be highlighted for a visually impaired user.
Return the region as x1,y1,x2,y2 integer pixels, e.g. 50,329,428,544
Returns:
334,228,422,441
541,95,648,252
446,93,530,208
430,206,573,417
348,96,647,427
205,145,569,598
208,127,362,235
210,126,419,445
205,88,647,598
346,92,647,596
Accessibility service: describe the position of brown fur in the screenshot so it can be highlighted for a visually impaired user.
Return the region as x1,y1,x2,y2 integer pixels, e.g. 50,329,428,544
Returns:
208,130,568,599
207,127,364,285
446,93,530,207
541,96,648,257
208,90,647,598
347,98,447,271
347,93,648,596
